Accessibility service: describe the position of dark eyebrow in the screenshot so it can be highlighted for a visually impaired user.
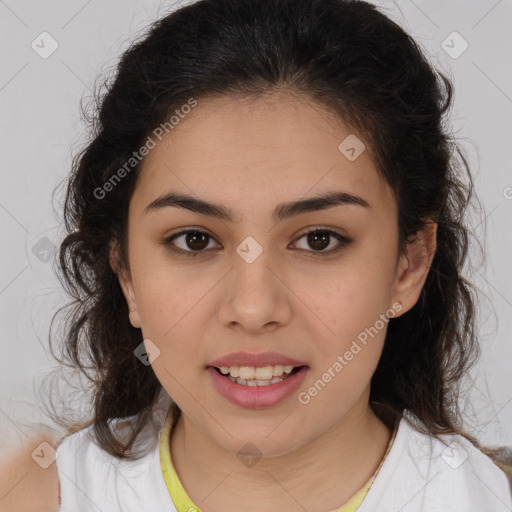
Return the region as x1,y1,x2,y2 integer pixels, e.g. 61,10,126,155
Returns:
144,190,370,222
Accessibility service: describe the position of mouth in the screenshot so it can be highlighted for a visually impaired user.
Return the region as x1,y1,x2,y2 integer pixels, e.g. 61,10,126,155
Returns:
210,364,307,387
207,364,310,409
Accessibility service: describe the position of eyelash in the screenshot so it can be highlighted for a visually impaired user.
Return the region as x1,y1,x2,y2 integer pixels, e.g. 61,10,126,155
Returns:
162,227,352,258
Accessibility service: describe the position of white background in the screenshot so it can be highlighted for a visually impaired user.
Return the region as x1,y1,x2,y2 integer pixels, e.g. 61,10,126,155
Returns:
1,0,511,456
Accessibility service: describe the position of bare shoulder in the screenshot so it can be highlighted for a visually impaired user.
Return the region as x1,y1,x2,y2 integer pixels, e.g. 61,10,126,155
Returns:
0,428,61,511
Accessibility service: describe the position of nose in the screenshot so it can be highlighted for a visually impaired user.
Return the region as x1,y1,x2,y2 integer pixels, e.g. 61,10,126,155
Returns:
218,250,293,334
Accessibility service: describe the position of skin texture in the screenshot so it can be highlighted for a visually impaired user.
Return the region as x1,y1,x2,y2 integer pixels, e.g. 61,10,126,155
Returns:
114,91,437,511
0,427,60,511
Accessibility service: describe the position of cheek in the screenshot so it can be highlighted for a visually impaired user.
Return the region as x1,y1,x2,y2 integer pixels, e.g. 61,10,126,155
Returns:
292,240,396,375
340,233,398,317
137,278,210,405
131,263,218,389
129,241,212,331
301,284,389,415
297,249,395,335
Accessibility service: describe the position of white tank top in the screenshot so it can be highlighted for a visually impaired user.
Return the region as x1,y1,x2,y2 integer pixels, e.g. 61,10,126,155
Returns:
56,406,512,511
56,414,178,511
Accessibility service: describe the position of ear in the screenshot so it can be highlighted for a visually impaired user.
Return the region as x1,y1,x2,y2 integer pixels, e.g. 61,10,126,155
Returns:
109,239,141,329
391,220,437,317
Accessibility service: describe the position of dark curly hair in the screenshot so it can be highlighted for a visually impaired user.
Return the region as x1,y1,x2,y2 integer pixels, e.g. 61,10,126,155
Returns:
45,0,488,461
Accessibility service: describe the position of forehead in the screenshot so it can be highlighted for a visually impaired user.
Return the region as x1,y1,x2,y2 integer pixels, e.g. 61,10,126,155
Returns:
131,92,394,219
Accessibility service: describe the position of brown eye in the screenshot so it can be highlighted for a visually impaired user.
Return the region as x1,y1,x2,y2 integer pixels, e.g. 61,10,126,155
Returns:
182,231,210,251
164,229,220,256
293,229,352,254
306,231,330,251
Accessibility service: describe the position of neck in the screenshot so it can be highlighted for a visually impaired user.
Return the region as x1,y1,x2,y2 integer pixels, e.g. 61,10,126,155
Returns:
170,395,393,512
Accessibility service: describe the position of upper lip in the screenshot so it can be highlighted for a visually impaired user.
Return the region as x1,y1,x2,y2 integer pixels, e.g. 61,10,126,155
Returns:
208,351,308,368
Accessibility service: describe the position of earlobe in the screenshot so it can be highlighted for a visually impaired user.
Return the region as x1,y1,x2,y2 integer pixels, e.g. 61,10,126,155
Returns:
392,221,437,316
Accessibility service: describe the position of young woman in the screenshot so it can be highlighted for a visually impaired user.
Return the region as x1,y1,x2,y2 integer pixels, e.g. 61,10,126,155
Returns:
20,0,512,510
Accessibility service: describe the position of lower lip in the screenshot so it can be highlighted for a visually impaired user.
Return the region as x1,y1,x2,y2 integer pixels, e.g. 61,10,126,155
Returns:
207,366,309,409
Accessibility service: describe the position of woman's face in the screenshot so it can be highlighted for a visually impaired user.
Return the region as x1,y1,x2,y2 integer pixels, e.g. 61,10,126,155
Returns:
116,92,432,456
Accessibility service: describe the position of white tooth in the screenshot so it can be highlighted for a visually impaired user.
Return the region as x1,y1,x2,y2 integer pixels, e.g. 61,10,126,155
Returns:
227,374,286,386
273,365,284,376
239,367,255,380
221,365,301,379
253,380,272,386
255,366,274,380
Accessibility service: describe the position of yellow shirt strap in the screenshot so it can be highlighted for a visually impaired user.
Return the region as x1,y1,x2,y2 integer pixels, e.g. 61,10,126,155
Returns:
160,409,202,512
